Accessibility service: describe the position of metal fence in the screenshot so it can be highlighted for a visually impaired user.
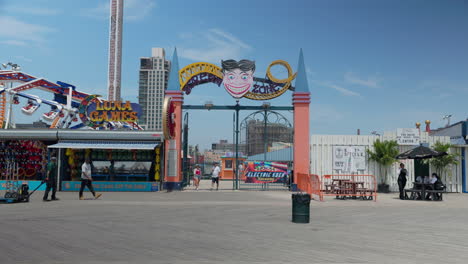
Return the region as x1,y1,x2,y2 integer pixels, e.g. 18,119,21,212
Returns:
238,182,290,191
321,174,377,201
297,173,323,201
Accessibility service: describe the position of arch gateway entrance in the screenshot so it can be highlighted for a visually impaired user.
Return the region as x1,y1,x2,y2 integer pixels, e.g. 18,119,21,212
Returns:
162,49,311,191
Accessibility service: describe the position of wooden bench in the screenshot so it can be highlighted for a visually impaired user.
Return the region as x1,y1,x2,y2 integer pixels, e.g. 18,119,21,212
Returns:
404,188,422,200
425,186,447,201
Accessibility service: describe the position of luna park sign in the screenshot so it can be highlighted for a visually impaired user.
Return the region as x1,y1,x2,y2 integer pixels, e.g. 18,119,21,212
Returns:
79,95,142,128
178,60,297,100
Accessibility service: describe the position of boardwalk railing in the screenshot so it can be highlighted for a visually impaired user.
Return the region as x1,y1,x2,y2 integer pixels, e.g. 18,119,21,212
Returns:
321,174,377,201
297,173,323,201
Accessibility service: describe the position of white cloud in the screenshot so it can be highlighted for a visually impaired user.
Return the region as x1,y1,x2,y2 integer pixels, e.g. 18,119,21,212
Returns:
314,81,361,97
15,56,33,62
0,16,55,45
83,0,156,21
0,39,27,46
125,0,156,21
310,103,344,122
344,72,380,88
6,6,62,16
179,28,253,62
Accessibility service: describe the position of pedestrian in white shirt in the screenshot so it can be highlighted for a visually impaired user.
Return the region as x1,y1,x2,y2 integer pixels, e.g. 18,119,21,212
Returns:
211,162,221,191
79,158,102,200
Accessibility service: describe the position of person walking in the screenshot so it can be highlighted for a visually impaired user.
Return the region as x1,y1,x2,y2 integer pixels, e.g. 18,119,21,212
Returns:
79,158,102,200
109,160,115,181
397,163,407,200
211,162,221,191
43,156,59,201
193,164,201,190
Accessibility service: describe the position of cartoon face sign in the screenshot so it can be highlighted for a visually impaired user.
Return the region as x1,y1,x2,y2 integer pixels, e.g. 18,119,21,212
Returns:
221,59,255,99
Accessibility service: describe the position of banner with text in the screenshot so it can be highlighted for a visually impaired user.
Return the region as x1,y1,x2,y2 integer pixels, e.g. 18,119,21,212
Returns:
244,161,288,183
332,146,367,173
397,128,420,145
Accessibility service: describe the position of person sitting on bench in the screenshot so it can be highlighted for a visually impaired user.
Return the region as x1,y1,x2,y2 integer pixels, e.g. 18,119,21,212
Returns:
425,173,439,200
432,174,445,200
415,175,424,183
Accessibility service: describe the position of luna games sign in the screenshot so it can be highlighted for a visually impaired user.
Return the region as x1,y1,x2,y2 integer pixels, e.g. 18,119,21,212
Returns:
79,95,142,128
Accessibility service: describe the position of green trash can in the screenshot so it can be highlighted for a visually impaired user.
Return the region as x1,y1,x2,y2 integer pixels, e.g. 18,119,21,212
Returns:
292,193,311,223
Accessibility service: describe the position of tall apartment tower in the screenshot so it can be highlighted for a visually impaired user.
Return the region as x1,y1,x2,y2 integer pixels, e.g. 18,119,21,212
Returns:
107,0,123,101
138,48,171,130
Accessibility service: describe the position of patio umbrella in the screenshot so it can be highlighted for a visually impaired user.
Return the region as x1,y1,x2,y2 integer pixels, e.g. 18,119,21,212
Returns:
396,145,447,159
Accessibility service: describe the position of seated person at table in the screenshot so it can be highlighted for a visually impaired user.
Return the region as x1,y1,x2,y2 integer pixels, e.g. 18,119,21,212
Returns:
423,176,431,184
425,173,439,200
430,173,438,184
415,175,424,183
433,174,445,200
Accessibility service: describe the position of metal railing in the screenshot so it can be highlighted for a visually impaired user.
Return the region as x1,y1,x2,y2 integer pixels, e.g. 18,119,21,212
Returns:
321,174,377,201
297,173,323,201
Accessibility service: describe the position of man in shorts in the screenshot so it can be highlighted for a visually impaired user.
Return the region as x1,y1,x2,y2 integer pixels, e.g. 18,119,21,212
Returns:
211,162,221,190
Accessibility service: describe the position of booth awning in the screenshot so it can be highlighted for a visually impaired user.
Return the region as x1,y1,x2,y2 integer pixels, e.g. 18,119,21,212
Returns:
48,140,161,150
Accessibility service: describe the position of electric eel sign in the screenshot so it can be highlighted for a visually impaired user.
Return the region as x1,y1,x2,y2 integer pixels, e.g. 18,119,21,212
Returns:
79,95,142,128
244,161,288,183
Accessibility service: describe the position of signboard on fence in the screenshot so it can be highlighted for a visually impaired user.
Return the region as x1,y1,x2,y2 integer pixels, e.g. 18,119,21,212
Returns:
61,181,159,192
397,128,420,145
332,146,367,173
244,161,288,183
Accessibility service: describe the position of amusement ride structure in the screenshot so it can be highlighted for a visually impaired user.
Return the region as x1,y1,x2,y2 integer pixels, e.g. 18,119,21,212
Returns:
0,67,142,130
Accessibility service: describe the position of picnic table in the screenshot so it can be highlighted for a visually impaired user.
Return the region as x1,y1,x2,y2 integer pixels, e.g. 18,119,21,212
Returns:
405,182,443,200
327,179,370,200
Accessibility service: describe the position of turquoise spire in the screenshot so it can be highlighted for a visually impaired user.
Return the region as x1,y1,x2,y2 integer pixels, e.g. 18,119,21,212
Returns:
167,47,180,91
294,48,310,93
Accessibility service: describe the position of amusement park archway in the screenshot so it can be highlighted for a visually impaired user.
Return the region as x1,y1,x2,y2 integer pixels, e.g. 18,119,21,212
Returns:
162,49,311,191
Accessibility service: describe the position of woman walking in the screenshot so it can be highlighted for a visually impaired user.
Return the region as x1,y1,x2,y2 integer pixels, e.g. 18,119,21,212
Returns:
193,164,202,190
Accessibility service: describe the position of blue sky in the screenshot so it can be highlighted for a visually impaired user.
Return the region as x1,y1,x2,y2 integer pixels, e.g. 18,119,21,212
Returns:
1,0,467,151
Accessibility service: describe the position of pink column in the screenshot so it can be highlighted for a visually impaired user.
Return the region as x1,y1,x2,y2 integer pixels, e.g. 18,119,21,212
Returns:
164,90,183,190
293,92,311,185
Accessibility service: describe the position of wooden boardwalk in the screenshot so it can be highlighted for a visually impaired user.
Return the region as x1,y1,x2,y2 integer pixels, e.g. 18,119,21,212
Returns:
1,190,467,263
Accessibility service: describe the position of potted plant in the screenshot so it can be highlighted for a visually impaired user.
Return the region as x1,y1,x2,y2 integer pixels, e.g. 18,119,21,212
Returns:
427,141,460,185
367,139,399,193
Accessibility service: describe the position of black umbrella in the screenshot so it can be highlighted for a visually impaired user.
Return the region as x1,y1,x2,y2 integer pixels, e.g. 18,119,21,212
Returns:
396,145,447,159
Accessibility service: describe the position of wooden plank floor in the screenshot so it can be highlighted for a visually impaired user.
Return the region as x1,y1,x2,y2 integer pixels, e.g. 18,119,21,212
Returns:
1,186,467,264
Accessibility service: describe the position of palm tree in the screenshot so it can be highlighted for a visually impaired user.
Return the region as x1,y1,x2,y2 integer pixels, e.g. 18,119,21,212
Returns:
367,139,399,186
428,141,459,180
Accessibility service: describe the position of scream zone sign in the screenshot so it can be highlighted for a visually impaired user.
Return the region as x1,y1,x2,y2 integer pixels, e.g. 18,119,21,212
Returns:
178,60,297,101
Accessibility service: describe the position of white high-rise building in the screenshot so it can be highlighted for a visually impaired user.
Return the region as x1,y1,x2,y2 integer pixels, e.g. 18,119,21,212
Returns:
138,48,171,130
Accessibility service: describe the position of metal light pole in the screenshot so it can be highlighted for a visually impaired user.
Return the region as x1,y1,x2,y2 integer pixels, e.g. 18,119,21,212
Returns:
443,115,452,127
232,112,236,190
182,112,189,186
235,100,240,190
261,102,271,161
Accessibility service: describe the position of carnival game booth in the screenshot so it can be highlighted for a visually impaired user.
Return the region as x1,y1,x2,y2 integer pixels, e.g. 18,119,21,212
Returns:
50,130,163,192
0,138,51,192
0,130,164,192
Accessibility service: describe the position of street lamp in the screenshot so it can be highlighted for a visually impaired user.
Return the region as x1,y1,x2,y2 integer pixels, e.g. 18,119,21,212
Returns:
2,62,21,71
204,101,213,110
262,102,270,109
443,115,452,127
